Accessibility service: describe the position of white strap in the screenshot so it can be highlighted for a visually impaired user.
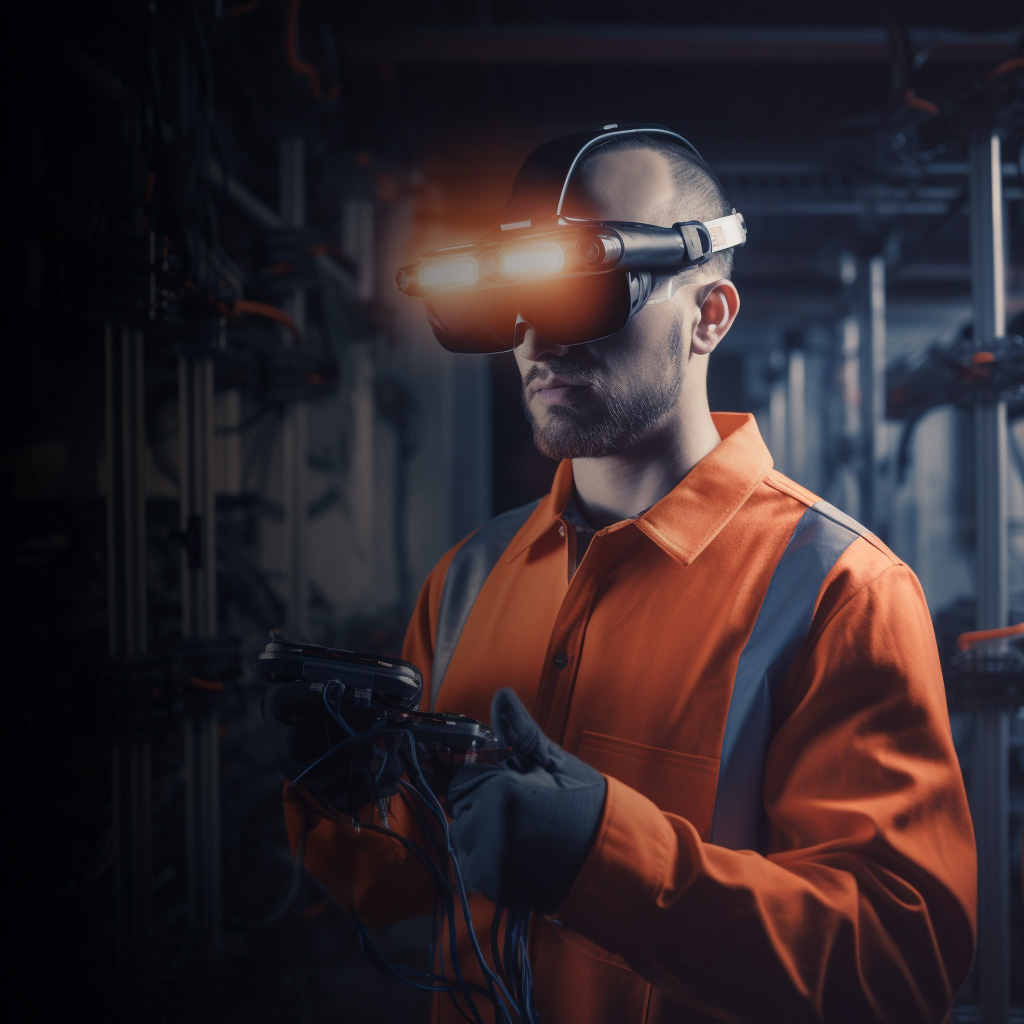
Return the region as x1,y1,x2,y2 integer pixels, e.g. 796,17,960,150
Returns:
705,211,747,253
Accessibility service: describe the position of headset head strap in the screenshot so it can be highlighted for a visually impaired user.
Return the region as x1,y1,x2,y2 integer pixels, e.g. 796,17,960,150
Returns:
502,123,706,226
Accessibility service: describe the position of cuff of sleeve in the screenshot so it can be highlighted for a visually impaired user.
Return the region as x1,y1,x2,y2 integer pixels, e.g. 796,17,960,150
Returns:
553,774,688,950
283,780,321,850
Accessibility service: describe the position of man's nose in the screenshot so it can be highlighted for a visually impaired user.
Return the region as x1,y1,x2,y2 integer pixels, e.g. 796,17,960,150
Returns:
515,323,571,362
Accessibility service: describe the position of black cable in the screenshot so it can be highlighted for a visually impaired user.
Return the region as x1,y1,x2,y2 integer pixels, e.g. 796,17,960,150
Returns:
894,405,931,485
871,0,912,97
401,738,520,1024
284,709,543,1023
319,817,489,1021
394,776,483,1024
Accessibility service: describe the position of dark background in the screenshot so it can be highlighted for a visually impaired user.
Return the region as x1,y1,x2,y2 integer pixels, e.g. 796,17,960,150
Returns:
4,2,1023,1021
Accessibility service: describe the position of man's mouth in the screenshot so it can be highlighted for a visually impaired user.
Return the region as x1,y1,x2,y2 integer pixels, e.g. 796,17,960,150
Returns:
528,375,592,406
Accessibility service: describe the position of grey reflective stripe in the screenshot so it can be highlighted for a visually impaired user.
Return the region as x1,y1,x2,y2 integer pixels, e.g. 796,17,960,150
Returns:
710,500,870,852
431,500,540,710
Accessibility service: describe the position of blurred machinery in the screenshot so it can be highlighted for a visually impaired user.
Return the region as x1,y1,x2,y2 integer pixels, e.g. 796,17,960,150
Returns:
5,4,445,1020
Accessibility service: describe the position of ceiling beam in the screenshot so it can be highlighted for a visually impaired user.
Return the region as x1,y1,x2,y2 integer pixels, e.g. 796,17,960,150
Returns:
341,26,1017,66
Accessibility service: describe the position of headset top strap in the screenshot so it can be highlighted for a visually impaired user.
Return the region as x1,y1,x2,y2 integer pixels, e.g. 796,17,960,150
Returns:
502,123,705,226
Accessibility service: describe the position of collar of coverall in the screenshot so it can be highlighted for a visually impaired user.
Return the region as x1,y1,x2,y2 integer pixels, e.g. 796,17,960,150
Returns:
504,412,775,567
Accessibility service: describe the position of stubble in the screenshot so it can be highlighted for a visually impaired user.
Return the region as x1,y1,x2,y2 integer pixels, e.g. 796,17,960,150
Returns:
521,322,684,460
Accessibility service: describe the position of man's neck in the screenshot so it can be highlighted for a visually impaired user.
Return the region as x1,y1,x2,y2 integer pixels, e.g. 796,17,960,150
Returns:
570,408,721,529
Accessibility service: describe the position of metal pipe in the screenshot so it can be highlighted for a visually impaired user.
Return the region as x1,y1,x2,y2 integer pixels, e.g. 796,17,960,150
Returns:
339,26,1017,66
786,343,807,484
280,134,310,637
967,131,1011,1024
732,197,1022,216
838,253,863,522
858,254,887,537
105,322,154,978
713,160,1021,179
180,349,222,957
768,370,787,474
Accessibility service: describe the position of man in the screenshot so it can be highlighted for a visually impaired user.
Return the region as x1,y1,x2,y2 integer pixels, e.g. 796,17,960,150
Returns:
280,126,976,1023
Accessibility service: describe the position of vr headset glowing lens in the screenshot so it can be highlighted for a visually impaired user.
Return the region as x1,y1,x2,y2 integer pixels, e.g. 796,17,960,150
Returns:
422,270,655,353
395,123,747,353
419,257,478,290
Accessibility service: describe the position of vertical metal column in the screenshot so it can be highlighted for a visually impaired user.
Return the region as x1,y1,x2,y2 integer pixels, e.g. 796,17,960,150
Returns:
342,197,375,303
786,334,807,484
858,253,887,536
105,322,154,977
835,253,863,520
967,131,1010,1024
180,349,221,957
342,196,378,608
280,135,309,637
770,368,790,475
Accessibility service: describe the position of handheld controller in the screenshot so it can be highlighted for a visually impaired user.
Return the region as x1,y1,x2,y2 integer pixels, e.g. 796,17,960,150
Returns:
258,629,507,814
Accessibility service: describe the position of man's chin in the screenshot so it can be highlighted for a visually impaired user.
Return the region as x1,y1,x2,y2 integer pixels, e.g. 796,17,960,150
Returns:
531,422,618,461
526,399,623,460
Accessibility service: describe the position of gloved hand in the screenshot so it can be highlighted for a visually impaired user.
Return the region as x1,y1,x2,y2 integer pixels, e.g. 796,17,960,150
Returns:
448,688,607,913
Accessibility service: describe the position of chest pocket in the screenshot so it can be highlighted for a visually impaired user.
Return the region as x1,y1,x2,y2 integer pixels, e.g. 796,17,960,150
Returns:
579,732,720,841
547,732,720,978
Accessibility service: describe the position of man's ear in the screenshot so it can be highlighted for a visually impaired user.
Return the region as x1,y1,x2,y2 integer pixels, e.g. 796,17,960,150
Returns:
692,280,740,356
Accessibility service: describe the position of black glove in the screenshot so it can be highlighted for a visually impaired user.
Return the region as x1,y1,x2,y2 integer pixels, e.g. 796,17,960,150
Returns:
448,688,606,913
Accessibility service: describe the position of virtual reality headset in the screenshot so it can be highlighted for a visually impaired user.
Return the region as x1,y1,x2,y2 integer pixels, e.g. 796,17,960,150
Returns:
395,124,746,354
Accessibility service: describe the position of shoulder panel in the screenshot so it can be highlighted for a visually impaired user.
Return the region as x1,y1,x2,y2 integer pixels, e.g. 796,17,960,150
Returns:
710,501,870,851
431,500,541,709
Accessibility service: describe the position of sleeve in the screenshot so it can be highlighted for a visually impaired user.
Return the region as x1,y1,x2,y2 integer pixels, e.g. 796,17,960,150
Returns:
281,542,464,926
554,561,977,1024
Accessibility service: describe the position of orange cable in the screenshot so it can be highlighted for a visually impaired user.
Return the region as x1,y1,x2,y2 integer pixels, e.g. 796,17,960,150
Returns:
189,675,226,692
902,88,940,116
232,299,302,344
988,56,1024,81
957,622,1024,651
286,0,323,100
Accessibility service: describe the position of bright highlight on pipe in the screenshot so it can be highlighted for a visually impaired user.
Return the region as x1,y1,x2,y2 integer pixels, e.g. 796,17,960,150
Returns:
419,258,478,290
499,244,564,277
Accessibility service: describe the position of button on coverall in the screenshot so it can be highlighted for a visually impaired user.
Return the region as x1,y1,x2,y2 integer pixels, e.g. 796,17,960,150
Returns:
284,412,977,1023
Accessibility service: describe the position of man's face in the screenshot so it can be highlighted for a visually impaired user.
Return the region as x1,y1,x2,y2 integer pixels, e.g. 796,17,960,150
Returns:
513,148,702,460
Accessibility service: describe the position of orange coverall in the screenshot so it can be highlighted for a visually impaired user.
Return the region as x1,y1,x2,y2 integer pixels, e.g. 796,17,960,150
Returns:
285,412,977,1023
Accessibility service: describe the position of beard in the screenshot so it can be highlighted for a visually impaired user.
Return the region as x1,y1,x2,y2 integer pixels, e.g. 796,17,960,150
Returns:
521,322,684,460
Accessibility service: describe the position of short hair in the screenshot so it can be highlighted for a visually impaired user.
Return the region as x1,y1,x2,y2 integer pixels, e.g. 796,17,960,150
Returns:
580,132,735,281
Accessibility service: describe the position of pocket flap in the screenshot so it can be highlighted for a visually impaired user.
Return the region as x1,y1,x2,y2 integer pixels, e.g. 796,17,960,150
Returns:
579,732,720,841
